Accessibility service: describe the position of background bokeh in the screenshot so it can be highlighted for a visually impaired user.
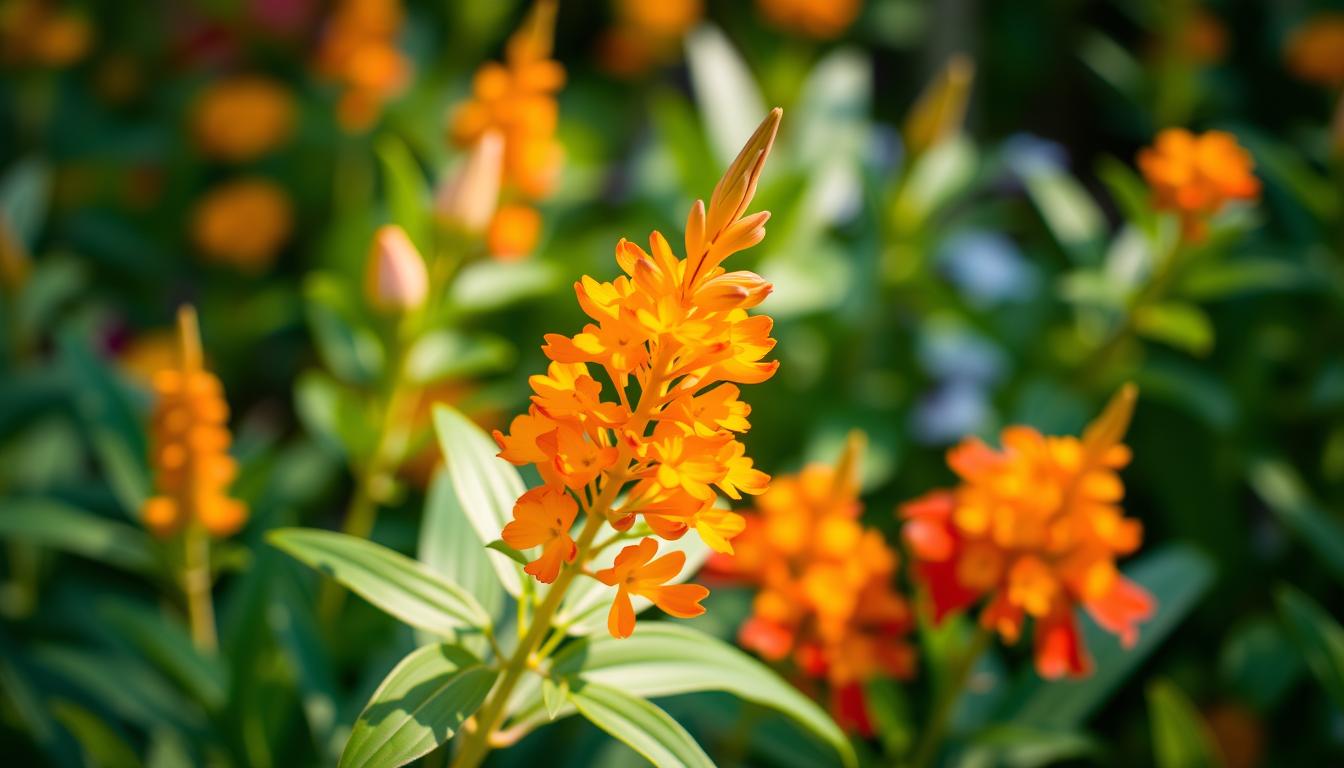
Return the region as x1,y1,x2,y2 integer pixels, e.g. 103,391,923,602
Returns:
2,0,1343,766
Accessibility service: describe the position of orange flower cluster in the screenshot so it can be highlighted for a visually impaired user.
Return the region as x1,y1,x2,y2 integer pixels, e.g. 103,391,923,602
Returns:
0,0,92,68
1137,129,1259,241
192,76,296,162
495,108,783,639
143,307,247,539
756,0,861,39
314,0,411,132
708,435,915,735
191,177,293,272
597,0,702,77
901,385,1154,679
450,1,565,260
1285,14,1344,88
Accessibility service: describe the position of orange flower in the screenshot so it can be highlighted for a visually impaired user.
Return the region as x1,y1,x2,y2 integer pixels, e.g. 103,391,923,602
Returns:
1285,14,1344,88
1137,129,1259,241
314,0,411,132
142,307,247,539
0,0,92,68
597,0,702,77
596,537,710,638
451,1,564,259
756,0,860,39
901,384,1155,680
502,487,579,583
191,177,293,272
493,108,783,638
192,76,296,162
708,433,915,735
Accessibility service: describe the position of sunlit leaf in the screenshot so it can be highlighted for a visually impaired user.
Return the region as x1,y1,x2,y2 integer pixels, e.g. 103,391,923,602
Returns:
569,681,715,768
340,644,496,768
419,467,506,652
685,24,768,167
269,528,492,633
376,136,432,253
50,699,141,768
1147,678,1223,768
1134,301,1213,356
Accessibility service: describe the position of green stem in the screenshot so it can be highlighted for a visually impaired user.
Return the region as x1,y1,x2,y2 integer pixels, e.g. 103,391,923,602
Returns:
450,509,609,768
908,626,991,768
182,524,217,653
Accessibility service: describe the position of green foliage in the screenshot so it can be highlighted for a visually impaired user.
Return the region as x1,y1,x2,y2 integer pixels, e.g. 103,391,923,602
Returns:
1146,679,1223,768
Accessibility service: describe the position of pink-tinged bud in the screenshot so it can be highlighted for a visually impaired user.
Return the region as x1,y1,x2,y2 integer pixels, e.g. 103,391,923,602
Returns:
435,131,503,234
692,270,773,310
364,225,428,312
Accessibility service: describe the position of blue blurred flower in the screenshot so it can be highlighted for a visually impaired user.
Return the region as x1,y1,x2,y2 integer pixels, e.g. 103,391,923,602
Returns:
912,380,993,445
917,321,1008,385
937,230,1039,307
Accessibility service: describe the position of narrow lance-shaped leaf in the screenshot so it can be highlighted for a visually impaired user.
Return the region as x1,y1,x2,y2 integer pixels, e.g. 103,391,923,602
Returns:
1147,679,1224,768
1277,586,1344,710
268,528,492,634
340,644,497,768
568,681,715,768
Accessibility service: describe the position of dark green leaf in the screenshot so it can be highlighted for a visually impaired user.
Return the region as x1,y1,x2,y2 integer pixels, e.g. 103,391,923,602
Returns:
1147,679,1223,768
99,600,227,711
375,136,431,253
1277,586,1344,710
1249,460,1344,587
0,499,156,574
49,699,142,768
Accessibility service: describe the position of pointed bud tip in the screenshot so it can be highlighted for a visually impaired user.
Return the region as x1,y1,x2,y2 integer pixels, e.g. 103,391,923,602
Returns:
365,225,429,313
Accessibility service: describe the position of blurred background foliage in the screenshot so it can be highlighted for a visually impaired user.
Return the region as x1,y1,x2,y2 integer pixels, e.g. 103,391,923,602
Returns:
1,0,1343,766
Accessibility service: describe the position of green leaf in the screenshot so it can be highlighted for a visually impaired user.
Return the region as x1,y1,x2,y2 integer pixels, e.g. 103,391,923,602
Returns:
0,498,156,575
684,24,768,167
568,681,715,768
268,528,492,634
432,404,527,596
16,256,86,343
59,333,151,517
484,539,529,566
1008,545,1215,728
376,136,432,254
1096,156,1154,235
294,370,376,462
1147,679,1223,768
270,562,344,761
511,623,855,767
1133,302,1213,356
340,644,496,768
1022,165,1106,265
50,699,142,768
1219,617,1302,712
1277,586,1344,710
419,467,506,650
541,676,568,721
1180,258,1307,301
448,259,561,313
100,600,228,711
959,725,1100,768
304,272,384,386
32,646,204,731
1249,460,1344,587
405,331,515,385
0,157,51,248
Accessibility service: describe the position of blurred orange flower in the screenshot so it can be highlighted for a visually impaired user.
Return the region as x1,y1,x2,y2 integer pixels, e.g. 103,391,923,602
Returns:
1285,14,1344,88
192,76,296,162
492,108,783,638
1137,128,1259,241
142,307,247,539
902,384,1154,680
191,177,293,272
709,434,915,734
486,203,542,261
451,0,564,259
1182,9,1228,65
756,0,860,39
597,0,701,76
0,0,92,68
314,0,411,132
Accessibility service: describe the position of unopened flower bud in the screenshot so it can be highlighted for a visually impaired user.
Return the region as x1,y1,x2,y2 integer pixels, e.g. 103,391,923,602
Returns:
436,130,504,234
364,225,428,312
904,54,975,160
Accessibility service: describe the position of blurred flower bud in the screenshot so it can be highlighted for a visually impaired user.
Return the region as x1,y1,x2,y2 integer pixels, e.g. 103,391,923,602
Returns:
364,225,428,312
435,130,503,234
0,213,30,296
904,54,975,160
487,204,542,261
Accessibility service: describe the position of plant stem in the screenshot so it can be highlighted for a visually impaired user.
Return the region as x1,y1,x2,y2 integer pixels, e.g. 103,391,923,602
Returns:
182,523,217,653
908,625,991,768
450,508,609,768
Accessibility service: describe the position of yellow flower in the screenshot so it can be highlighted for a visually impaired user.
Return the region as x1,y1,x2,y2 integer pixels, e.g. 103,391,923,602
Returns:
142,307,247,539
492,108,784,638
191,178,293,273
192,76,296,162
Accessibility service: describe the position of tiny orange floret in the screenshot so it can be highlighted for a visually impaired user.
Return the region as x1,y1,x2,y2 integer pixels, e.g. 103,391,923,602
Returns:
502,486,579,583
596,538,709,638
